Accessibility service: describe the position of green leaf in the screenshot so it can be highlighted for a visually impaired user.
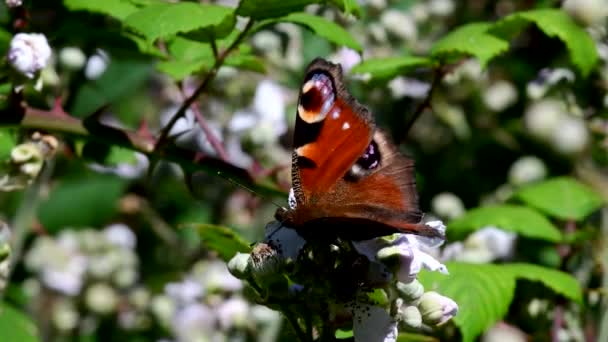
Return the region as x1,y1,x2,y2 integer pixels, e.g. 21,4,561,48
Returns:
0,28,11,56
225,54,266,73
156,37,215,80
193,224,251,262
38,174,128,232
237,0,317,19
63,0,138,20
0,128,16,160
419,263,516,342
448,205,562,242
124,2,235,42
105,146,138,165
503,263,583,304
0,304,40,342
335,0,361,17
491,9,598,77
255,12,362,52
350,56,433,81
431,22,509,68
514,177,604,221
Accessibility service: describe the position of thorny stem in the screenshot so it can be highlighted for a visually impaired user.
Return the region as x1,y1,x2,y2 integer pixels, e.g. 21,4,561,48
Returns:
155,19,255,153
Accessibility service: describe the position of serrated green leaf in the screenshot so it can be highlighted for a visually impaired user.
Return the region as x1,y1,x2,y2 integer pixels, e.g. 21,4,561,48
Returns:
191,223,251,262
431,22,509,68
419,262,516,342
331,0,362,17
38,175,128,232
255,12,362,52
124,2,235,42
514,177,604,221
491,9,598,77
106,146,138,165
503,263,583,304
448,205,562,242
0,304,40,342
63,0,138,20
350,56,433,81
156,37,214,80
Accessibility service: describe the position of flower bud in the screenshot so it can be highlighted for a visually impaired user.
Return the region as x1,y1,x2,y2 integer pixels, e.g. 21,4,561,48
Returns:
508,156,547,186
483,80,518,112
11,142,41,163
151,295,175,326
52,300,79,331
227,252,251,279
8,33,52,79
59,47,86,70
431,192,465,220
550,117,589,155
524,99,566,140
396,279,425,303
6,0,23,8
248,243,288,292
85,283,118,314
418,291,458,326
400,305,422,329
563,0,608,26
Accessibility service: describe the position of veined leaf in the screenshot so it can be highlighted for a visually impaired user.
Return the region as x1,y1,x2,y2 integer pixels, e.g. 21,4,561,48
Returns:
419,263,516,342
237,0,316,19
255,12,362,52
63,0,138,20
448,205,562,242
0,304,40,342
514,177,604,221
491,9,598,77
124,2,235,42
431,22,509,68
0,128,16,160
503,263,583,304
351,56,433,81
191,223,252,262
420,262,583,342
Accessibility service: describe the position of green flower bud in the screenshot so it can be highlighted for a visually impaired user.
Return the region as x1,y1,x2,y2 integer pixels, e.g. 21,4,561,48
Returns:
227,252,251,279
400,305,422,329
85,283,118,314
396,279,424,303
418,291,458,326
11,143,41,163
52,300,79,331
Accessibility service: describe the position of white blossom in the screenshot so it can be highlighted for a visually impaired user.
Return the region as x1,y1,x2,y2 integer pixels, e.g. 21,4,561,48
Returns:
508,156,547,185
5,0,23,8
8,33,51,78
431,192,465,219
84,50,109,80
59,47,86,70
104,223,136,249
483,80,518,112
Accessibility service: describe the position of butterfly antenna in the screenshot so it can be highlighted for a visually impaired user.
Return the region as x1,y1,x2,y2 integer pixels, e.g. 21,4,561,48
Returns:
224,176,286,209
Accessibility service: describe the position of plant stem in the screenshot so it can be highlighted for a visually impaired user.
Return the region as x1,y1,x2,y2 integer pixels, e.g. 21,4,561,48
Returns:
155,19,255,153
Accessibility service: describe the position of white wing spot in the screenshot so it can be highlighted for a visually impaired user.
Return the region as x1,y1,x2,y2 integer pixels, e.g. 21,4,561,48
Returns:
332,109,341,119
342,122,350,130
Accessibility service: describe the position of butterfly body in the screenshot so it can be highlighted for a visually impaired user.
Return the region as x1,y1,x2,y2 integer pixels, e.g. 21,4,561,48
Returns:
276,58,443,241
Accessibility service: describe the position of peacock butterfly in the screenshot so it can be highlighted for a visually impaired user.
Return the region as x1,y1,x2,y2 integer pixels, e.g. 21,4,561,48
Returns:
275,58,444,241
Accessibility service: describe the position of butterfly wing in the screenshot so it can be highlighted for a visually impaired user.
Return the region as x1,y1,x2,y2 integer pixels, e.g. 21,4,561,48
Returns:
279,59,442,240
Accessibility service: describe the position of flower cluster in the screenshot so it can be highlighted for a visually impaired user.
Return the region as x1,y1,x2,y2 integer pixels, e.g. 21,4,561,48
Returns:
1,132,58,191
228,218,458,341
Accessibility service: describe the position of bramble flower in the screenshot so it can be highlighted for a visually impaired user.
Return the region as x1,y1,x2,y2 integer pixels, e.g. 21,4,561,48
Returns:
8,33,52,79
508,156,547,186
441,226,517,263
5,0,22,8
229,200,457,341
431,192,465,220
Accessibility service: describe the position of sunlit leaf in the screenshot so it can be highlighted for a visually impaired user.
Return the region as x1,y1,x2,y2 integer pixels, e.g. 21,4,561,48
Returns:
491,9,598,77
431,22,509,68
191,223,252,262
419,263,516,342
124,2,235,42
0,304,40,342
351,56,433,81
63,0,138,20
448,205,562,242
503,263,583,304
255,12,362,51
514,177,604,221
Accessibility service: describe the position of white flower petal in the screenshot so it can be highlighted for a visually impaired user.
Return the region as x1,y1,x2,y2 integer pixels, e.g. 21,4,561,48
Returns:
8,33,52,78
352,303,398,342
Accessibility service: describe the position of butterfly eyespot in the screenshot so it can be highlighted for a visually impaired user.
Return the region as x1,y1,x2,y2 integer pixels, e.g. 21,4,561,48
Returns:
347,141,381,179
297,73,335,123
